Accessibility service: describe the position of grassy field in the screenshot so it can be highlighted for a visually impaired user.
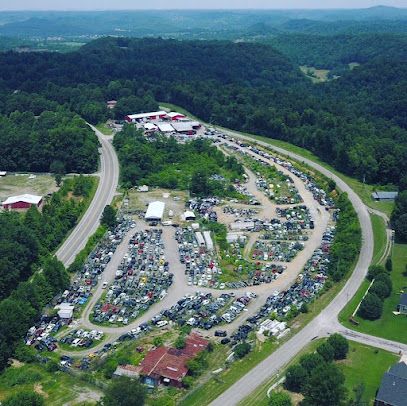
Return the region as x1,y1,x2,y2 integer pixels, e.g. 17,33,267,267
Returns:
95,122,113,135
339,243,407,343
0,363,101,405
159,103,395,217
241,340,398,406
300,66,330,83
0,173,58,202
371,213,388,265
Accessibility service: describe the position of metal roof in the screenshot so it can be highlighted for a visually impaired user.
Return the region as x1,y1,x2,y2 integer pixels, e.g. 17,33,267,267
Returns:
2,193,42,205
372,191,398,200
376,362,407,406
127,111,167,120
399,293,407,306
145,201,165,220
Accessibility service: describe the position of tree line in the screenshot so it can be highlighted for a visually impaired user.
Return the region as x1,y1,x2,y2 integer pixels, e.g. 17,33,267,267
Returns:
0,175,96,371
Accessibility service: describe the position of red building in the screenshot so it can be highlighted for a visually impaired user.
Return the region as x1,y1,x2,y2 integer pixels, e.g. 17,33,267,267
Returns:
138,333,208,388
2,194,42,210
166,112,186,121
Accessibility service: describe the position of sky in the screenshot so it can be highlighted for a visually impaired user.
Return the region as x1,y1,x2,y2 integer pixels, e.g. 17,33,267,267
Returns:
0,0,405,11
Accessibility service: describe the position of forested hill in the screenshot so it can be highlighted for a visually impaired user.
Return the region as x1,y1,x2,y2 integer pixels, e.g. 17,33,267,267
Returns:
0,37,405,190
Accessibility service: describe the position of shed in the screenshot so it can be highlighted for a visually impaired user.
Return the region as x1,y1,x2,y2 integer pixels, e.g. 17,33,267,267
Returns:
166,112,186,121
144,123,158,131
372,191,398,201
184,210,196,221
0,171,6,176
2,193,42,210
55,303,74,320
145,201,165,221
138,185,149,192
195,232,205,247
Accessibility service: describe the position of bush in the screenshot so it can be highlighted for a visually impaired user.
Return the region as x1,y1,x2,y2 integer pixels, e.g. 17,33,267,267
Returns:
102,377,147,406
358,293,383,320
316,342,335,362
385,257,393,272
375,273,392,293
268,391,293,406
370,280,391,299
327,334,349,360
3,390,44,406
234,342,251,359
367,265,386,281
175,335,186,350
182,375,194,389
285,364,307,392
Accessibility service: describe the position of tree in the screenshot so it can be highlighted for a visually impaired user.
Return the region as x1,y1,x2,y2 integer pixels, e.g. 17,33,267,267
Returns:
327,334,349,360
101,205,117,229
316,342,335,362
367,265,385,281
268,391,293,406
299,352,325,372
358,293,383,320
234,342,251,359
374,273,392,294
284,364,307,392
190,170,210,196
370,280,391,300
385,257,393,272
102,377,146,406
50,160,66,175
3,391,44,406
153,336,163,347
302,363,346,406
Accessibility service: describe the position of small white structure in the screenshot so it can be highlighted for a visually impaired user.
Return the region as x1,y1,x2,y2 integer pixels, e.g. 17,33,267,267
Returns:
191,223,200,230
137,185,149,192
55,303,75,320
226,232,247,244
258,319,287,337
0,171,6,177
184,210,196,221
145,201,165,221
203,231,214,251
144,123,158,132
157,123,175,133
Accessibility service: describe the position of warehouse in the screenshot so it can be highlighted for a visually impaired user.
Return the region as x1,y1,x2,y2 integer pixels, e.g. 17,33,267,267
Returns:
203,231,214,251
145,201,165,221
125,111,167,123
166,112,186,121
172,122,196,135
2,193,42,210
371,191,398,201
157,123,175,133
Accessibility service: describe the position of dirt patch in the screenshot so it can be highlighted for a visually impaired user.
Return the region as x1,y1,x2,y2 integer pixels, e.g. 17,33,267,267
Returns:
34,383,48,399
10,359,24,368
63,387,102,405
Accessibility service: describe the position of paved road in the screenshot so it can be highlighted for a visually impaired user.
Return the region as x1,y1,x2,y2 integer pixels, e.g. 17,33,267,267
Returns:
209,128,403,406
56,126,119,267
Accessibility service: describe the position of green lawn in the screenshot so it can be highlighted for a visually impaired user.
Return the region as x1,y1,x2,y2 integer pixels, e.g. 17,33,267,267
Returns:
340,243,407,343
95,122,113,135
339,341,398,404
159,103,395,218
371,213,388,265
241,340,398,406
0,363,101,405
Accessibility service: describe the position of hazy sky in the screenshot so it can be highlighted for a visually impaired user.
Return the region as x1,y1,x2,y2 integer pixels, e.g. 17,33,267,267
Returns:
0,0,405,11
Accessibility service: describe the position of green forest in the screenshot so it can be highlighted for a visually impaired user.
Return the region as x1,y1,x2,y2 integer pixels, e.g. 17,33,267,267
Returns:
0,109,99,173
0,175,96,371
114,125,244,196
0,36,406,239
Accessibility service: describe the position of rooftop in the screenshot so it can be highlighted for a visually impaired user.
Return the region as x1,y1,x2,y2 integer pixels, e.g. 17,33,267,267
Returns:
372,191,398,200
2,193,42,205
376,362,407,406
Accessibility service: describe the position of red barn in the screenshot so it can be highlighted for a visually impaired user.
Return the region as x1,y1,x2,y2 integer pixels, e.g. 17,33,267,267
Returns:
166,112,186,121
2,194,42,210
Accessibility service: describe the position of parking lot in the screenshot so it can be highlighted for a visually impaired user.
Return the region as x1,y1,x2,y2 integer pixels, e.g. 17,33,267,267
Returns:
91,229,173,325
59,329,105,350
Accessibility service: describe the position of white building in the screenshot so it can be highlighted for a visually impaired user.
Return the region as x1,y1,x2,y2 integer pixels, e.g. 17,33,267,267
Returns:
145,201,165,221
203,231,214,251
125,111,167,122
229,221,255,231
157,123,175,133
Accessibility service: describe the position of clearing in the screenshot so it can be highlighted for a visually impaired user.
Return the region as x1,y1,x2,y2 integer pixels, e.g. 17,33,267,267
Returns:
300,66,330,83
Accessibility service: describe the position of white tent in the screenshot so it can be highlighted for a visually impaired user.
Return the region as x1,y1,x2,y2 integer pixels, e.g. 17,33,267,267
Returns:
145,201,165,221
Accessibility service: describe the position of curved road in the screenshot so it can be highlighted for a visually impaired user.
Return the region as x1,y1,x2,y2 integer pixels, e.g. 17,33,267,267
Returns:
56,126,119,267
209,128,406,406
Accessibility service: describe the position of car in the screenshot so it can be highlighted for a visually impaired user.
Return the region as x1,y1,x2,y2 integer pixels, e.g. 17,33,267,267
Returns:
220,338,230,345
214,330,227,337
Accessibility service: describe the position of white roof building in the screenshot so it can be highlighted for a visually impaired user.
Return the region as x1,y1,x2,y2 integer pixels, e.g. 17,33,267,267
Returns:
166,112,186,119
172,122,194,133
126,111,167,121
184,210,196,220
145,201,165,221
2,193,42,206
229,221,255,231
55,303,75,320
144,123,158,131
195,232,205,246
157,123,175,133
0,171,6,176
203,231,214,251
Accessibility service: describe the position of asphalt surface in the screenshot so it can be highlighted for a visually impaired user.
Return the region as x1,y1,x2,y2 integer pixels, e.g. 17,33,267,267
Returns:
56,126,119,267
209,128,406,406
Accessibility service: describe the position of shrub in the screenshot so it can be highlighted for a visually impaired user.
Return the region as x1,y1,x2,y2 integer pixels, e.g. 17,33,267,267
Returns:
268,391,293,406
367,265,386,281
358,293,383,320
234,342,251,359
327,334,349,360
285,364,307,392
316,342,335,362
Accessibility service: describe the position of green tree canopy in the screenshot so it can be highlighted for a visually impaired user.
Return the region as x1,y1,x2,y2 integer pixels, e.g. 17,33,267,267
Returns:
268,391,293,406
3,390,44,406
327,334,349,360
102,377,147,406
358,293,383,320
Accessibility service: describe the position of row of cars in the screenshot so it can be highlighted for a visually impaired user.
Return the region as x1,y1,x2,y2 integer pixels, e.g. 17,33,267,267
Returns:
187,198,219,222
251,240,305,262
92,229,173,325
59,329,104,349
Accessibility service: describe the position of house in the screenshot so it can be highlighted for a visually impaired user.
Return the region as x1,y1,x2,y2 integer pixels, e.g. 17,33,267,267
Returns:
106,100,117,109
125,111,167,123
397,293,407,315
375,362,407,406
2,193,42,210
372,191,398,201
145,201,165,221
166,112,186,121
138,333,208,388
113,364,140,379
